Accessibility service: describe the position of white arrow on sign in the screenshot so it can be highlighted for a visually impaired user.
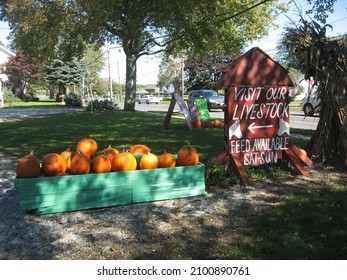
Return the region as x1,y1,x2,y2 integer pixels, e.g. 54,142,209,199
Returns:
248,122,273,133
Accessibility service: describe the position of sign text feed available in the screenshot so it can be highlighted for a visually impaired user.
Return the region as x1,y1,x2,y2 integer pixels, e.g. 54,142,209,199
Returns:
227,85,290,166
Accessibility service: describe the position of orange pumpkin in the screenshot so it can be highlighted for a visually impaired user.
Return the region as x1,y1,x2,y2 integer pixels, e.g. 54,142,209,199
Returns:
42,153,67,176
60,147,74,170
70,152,91,174
111,151,137,172
158,151,176,168
76,136,98,158
300,148,307,157
139,152,159,170
213,119,224,128
93,153,111,173
16,151,41,178
201,119,214,128
204,120,214,128
192,118,201,128
129,144,150,154
103,144,119,161
177,144,199,166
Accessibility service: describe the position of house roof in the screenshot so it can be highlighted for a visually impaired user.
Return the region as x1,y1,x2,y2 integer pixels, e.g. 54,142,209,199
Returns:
0,45,15,58
217,47,293,87
145,84,159,90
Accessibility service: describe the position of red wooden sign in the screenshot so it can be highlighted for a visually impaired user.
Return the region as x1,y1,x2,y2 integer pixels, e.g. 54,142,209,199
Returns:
216,47,313,186
226,86,290,166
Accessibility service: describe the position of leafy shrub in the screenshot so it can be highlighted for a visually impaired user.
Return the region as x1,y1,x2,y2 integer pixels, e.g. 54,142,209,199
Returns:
206,163,240,188
55,93,65,102
25,96,40,102
85,99,118,111
65,93,82,107
3,89,21,105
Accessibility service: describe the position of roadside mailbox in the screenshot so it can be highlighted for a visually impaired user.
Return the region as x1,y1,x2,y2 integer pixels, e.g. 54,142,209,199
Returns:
217,47,313,185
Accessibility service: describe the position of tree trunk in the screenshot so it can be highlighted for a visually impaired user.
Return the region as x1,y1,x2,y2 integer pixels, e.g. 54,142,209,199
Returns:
21,81,28,100
124,53,137,111
58,83,67,95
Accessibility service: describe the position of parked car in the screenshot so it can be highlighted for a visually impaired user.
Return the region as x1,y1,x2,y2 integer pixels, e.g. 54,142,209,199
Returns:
98,96,112,102
138,95,160,104
188,89,225,111
301,94,320,116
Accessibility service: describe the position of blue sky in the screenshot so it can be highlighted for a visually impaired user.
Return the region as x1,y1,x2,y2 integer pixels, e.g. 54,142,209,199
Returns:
1,0,346,85
248,0,347,56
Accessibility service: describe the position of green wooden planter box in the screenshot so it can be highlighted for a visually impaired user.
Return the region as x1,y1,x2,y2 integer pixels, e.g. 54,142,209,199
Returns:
14,163,206,215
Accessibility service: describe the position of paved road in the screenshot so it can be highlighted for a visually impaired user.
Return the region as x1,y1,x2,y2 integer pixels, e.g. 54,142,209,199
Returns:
0,107,83,122
135,103,319,130
0,103,319,130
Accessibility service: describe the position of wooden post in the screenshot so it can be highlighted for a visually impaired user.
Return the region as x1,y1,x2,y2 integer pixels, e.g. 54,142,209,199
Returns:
163,95,177,130
283,141,314,177
230,153,251,186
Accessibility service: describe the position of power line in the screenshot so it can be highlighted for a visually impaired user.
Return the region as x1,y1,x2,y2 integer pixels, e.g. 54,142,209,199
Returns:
85,45,122,66
219,0,274,22
329,16,347,24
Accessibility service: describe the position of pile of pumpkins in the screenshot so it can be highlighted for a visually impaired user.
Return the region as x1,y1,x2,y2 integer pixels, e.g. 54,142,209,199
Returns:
192,118,224,129
15,136,200,178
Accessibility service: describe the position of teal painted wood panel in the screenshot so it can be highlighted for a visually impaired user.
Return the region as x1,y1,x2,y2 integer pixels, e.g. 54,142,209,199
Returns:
14,163,206,214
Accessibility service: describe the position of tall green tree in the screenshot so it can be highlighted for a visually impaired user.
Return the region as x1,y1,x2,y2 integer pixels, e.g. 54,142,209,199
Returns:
306,0,338,23
157,56,182,94
0,0,87,62
0,0,285,111
82,43,105,93
184,53,236,91
45,58,87,95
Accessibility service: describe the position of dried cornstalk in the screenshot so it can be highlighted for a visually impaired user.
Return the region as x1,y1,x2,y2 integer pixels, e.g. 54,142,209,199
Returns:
283,18,347,164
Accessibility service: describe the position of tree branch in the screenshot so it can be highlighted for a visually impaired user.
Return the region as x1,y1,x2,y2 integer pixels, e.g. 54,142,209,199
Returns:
137,34,183,59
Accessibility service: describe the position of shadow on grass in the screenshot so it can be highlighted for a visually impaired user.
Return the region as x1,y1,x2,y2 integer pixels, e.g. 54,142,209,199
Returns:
222,187,347,259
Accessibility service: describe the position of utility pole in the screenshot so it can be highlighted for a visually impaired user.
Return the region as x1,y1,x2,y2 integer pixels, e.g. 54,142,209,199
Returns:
107,41,113,107
117,60,122,99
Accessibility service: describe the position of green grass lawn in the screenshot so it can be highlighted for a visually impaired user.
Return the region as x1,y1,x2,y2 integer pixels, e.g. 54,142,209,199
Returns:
289,100,302,111
3,98,63,108
0,110,227,162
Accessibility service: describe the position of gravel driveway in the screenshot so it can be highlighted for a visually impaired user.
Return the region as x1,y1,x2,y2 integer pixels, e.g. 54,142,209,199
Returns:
0,107,83,122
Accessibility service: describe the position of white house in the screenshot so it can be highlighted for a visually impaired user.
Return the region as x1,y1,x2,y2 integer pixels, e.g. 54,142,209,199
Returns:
0,44,15,107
